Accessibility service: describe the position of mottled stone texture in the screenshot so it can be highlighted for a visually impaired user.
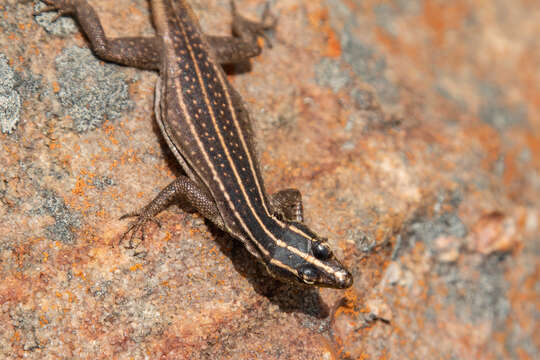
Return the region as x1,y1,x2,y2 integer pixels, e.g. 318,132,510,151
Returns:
1,0,538,359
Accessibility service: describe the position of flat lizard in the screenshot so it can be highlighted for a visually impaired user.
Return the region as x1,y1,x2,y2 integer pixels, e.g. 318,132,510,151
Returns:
38,0,353,288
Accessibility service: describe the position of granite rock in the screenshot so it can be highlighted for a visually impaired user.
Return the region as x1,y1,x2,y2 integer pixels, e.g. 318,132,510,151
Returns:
1,0,538,359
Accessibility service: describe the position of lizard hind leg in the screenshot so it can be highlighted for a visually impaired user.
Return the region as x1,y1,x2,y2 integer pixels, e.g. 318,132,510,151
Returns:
206,0,277,64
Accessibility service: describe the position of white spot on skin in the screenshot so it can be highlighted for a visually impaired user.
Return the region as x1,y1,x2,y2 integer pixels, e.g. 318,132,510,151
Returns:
335,270,347,282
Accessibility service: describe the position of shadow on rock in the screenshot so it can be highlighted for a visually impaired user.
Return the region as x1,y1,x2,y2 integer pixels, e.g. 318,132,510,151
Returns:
209,223,329,319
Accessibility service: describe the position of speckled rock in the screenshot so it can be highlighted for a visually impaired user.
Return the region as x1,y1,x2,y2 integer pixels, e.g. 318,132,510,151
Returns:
1,0,538,359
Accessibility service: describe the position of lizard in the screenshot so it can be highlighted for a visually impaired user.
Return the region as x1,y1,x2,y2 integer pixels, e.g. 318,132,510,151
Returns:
37,0,353,289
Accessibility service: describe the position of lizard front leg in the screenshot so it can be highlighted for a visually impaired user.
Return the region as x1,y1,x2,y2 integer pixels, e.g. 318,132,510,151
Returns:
36,0,162,70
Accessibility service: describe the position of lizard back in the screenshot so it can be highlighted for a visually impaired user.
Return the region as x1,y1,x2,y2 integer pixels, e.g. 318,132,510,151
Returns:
152,0,279,248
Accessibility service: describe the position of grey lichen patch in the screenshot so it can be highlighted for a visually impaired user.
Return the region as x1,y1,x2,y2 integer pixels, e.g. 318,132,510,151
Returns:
0,53,21,134
373,1,421,37
373,3,399,37
15,71,44,101
342,35,400,105
314,58,350,92
89,280,112,299
351,88,378,110
434,84,468,111
55,46,132,132
399,211,510,325
9,306,42,352
396,212,467,259
348,229,377,253
118,298,165,343
440,256,510,325
476,80,527,131
409,212,467,244
324,0,401,104
479,103,527,131
37,189,81,244
33,1,77,36
91,175,115,190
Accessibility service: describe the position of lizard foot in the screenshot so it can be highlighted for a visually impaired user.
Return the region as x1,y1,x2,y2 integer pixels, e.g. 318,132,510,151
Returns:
230,0,278,48
35,0,76,22
119,211,162,249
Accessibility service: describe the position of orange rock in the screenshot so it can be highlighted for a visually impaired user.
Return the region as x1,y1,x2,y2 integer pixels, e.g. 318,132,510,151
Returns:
469,212,518,255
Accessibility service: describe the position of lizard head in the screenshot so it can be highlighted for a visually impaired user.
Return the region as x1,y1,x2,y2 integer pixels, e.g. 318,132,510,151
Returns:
265,222,353,289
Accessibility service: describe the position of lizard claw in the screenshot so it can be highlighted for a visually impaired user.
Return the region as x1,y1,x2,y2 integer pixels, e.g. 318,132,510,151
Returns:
50,11,65,23
230,0,277,48
119,212,161,249
34,1,75,20
261,1,278,31
255,2,278,48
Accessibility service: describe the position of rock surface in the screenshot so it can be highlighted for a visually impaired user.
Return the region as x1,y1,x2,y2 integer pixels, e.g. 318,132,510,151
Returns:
1,0,538,359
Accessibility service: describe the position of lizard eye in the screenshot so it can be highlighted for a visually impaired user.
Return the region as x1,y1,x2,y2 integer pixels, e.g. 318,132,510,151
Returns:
313,242,332,260
298,266,318,284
